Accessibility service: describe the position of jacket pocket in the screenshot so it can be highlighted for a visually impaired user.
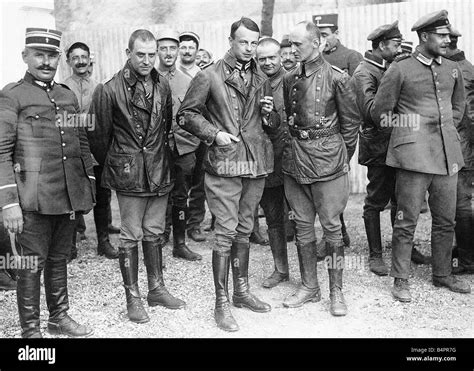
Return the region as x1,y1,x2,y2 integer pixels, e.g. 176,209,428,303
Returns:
14,157,41,211
23,108,55,138
207,142,239,176
392,134,416,148
105,152,138,191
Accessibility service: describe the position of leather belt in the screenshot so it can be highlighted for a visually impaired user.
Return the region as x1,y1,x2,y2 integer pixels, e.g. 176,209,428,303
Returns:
289,125,339,140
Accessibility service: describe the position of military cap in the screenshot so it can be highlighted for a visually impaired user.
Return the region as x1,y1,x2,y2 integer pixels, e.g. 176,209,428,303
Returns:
156,28,180,43
312,13,338,28
179,31,200,47
449,26,462,37
411,9,450,34
367,21,402,42
281,34,291,48
25,27,62,52
400,40,414,53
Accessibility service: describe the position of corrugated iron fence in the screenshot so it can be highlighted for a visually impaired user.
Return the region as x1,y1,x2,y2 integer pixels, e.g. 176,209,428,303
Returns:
60,0,474,193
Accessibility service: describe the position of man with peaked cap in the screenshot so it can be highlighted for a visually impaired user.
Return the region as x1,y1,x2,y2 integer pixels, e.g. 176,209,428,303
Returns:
177,31,202,78
177,17,274,332
156,28,203,261
445,26,474,275
282,21,360,316
352,21,403,276
372,10,471,302
88,29,185,324
280,34,298,72
64,41,119,260
0,28,96,337
313,13,363,76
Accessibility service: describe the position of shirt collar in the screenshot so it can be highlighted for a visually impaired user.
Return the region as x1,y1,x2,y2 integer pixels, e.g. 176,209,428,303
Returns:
414,48,442,66
363,50,387,69
300,54,325,77
123,61,159,86
70,73,90,83
24,71,55,90
224,51,256,73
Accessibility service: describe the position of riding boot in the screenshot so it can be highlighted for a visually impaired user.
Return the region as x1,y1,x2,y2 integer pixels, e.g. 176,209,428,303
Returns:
213,250,239,332
327,240,347,316
172,206,202,261
119,245,149,323
231,241,271,312
363,213,389,276
263,227,289,288
17,269,42,338
283,241,321,308
95,206,119,259
453,217,474,274
143,240,186,309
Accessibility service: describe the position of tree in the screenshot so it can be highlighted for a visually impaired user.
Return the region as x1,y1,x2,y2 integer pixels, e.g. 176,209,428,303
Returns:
261,0,275,37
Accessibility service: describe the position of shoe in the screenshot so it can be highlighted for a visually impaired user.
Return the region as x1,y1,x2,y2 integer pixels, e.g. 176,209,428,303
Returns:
369,257,389,276
391,278,411,302
316,238,327,262
173,244,202,261
249,231,269,246
0,269,16,291
231,242,271,313
108,224,120,234
98,240,119,259
187,228,206,242
452,264,474,275
263,271,289,289
411,247,432,265
94,206,119,259
433,275,471,293
47,314,93,337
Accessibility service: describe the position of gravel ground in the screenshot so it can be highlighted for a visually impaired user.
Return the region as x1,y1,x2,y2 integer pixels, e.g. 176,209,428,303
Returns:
0,193,472,338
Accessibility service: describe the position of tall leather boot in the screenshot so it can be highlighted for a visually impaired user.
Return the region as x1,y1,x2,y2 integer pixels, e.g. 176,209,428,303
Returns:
453,217,474,274
213,250,239,332
95,207,119,259
340,213,351,247
327,241,347,316
363,213,389,276
119,245,149,323
68,231,77,263
143,240,186,309
17,269,42,338
263,227,289,288
172,206,202,261
45,259,93,337
231,241,271,312
283,241,321,308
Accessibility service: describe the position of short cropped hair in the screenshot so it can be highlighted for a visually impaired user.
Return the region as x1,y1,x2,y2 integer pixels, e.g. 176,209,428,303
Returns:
257,37,281,49
128,29,156,51
66,42,90,59
230,17,260,39
297,21,321,41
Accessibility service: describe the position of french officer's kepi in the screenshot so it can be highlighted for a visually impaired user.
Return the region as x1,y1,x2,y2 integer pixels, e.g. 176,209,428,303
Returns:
25,27,62,52
312,13,338,28
367,21,402,42
411,9,450,33
156,28,180,43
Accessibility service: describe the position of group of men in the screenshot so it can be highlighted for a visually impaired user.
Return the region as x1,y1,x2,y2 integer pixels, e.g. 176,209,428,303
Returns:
0,8,472,337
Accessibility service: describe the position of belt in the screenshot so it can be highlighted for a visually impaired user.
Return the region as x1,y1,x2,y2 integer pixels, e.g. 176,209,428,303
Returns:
289,125,339,140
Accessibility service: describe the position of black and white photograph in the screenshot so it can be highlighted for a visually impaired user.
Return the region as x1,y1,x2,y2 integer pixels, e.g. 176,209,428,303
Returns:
0,0,472,369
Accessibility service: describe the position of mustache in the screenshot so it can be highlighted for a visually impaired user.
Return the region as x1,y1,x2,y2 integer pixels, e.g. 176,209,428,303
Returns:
75,63,88,68
183,53,193,57
38,66,56,71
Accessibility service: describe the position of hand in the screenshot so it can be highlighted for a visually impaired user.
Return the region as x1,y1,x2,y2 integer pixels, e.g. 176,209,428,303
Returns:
3,205,23,234
215,131,240,146
260,96,274,115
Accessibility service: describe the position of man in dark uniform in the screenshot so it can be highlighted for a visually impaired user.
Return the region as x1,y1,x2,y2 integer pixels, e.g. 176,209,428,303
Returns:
89,29,185,324
256,37,291,288
156,29,202,261
445,26,474,275
352,21,403,276
313,13,361,251
178,17,274,332
0,28,95,337
372,10,471,302
282,21,360,316
64,41,119,260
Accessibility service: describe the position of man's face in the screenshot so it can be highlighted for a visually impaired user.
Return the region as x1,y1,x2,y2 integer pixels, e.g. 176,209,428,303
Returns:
229,25,259,62
280,46,297,70
319,27,338,52
448,35,458,50
256,43,281,77
67,47,90,77
380,38,402,62
289,24,319,63
157,39,179,68
179,40,197,64
195,50,211,67
126,38,156,77
424,32,451,57
22,47,60,82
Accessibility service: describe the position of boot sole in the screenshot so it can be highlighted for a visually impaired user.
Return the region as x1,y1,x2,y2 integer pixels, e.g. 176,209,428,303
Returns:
47,327,94,337
370,268,389,276
128,316,150,324
172,253,202,261
391,291,411,303
432,281,471,294
283,296,321,308
262,277,289,289
98,252,119,259
330,309,347,316
147,300,186,310
232,302,271,313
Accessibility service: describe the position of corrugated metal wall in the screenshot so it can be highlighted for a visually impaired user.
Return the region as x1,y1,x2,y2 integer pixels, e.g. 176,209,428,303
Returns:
59,0,474,193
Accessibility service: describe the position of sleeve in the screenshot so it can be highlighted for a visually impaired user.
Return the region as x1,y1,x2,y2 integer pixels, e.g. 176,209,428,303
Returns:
75,95,96,188
87,83,114,166
351,67,377,125
176,71,220,146
371,62,403,129
348,51,364,77
262,80,279,130
0,90,20,209
452,64,466,129
335,73,362,161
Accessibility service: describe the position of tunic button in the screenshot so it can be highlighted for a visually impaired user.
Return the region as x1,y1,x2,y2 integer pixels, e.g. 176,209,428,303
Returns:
293,113,297,117
143,147,147,150
61,131,64,135
62,143,66,147
51,98,55,102
63,156,67,160
127,87,131,91
317,75,321,78
316,87,321,91
235,106,238,110
139,136,143,139
35,115,39,119
56,107,60,110
315,112,319,115
137,125,141,128
316,99,320,102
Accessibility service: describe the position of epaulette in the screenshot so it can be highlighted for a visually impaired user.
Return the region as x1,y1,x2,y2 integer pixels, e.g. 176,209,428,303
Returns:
3,80,24,91
58,83,71,90
394,53,411,63
331,65,345,74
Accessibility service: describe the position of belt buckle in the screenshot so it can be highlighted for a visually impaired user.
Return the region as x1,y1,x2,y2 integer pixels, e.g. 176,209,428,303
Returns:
300,130,309,139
